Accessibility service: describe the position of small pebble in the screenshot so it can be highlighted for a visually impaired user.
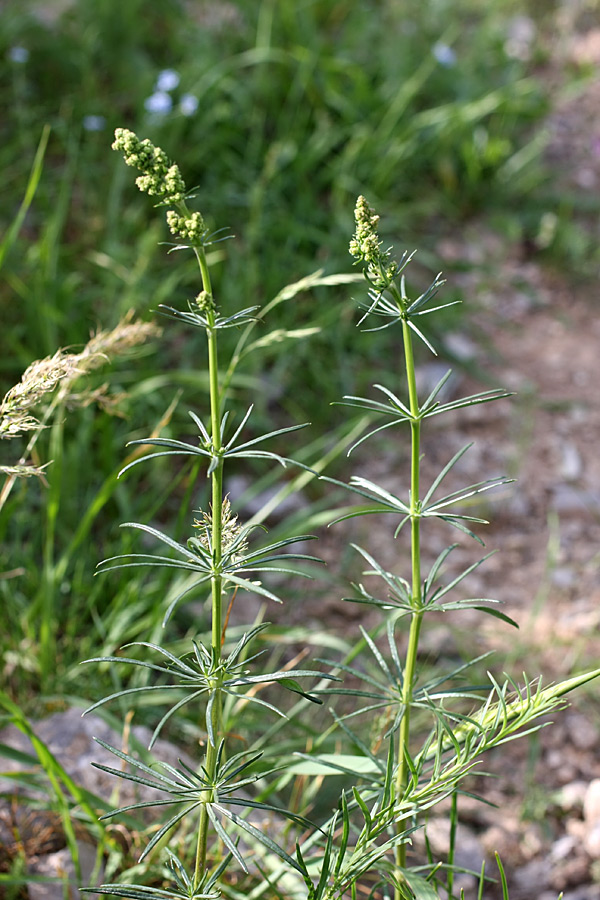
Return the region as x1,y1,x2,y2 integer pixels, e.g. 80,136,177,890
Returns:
558,780,588,811
560,442,583,481
551,566,577,589
567,712,598,751
551,834,578,861
584,780,600,826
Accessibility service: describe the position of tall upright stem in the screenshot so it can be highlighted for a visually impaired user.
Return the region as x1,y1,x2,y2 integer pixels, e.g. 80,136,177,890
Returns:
193,244,226,889
207,323,224,654
395,316,424,885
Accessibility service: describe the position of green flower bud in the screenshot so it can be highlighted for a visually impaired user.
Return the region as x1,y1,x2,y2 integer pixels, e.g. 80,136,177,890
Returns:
349,195,396,288
112,128,186,204
195,291,215,313
166,210,207,243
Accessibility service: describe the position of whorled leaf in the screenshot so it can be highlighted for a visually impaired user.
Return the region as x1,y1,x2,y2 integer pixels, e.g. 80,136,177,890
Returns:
83,625,336,747
119,404,310,478
82,848,228,899
90,740,318,867
97,522,321,622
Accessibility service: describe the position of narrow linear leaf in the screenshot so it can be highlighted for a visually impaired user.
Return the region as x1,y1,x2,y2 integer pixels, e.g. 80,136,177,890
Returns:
139,804,198,861
207,805,247,871
214,803,304,874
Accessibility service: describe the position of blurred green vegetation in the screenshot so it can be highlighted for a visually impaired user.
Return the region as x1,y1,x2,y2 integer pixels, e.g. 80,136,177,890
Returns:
1,0,553,378
0,0,569,707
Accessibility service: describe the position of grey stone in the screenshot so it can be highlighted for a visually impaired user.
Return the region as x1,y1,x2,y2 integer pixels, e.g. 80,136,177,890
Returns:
552,485,600,516
0,708,197,812
27,841,101,900
513,858,550,891
443,331,479,362
556,780,588,812
421,817,485,873
560,442,583,481
0,708,199,897
584,779,600,826
551,566,577,589
551,834,578,862
567,712,598,751
583,779,600,857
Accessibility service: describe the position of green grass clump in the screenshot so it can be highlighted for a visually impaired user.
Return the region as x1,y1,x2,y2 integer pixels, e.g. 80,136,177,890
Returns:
1,0,548,386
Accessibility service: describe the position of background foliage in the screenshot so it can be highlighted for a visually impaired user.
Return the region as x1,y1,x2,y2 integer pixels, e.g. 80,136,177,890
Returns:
0,0,558,704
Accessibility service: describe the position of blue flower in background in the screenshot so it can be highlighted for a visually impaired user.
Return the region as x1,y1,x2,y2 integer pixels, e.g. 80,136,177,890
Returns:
144,91,173,115
8,46,29,63
83,115,106,132
155,69,180,92
180,93,199,116
432,42,457,67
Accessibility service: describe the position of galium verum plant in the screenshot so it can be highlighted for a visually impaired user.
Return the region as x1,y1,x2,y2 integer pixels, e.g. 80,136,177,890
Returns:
84,134,600,900
82,129,335,897
283,196,600,900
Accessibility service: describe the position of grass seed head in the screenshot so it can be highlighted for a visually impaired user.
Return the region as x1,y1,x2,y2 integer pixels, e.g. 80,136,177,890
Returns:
0,351,81,440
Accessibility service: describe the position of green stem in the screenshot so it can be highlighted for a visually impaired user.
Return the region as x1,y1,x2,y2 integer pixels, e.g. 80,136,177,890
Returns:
38,403,64,681
447,791,458,899
395,316,424,886
191,243,226,890
202,253,225,658
194,730,219,882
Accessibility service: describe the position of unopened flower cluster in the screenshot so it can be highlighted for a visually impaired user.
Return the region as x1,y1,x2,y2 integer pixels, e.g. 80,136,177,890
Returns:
349,195,396,288
112,128,186,204
195,291,215,314
166,210,208,243
191,497,247,559
113,128,209,248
